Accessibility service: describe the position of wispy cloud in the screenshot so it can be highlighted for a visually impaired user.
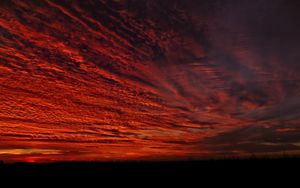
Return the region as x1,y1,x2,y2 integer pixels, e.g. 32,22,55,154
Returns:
0,149,62,155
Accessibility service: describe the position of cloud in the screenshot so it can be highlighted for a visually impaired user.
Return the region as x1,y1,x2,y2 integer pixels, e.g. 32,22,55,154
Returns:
0,149,62,155
243,97,300,121
0,0,299,161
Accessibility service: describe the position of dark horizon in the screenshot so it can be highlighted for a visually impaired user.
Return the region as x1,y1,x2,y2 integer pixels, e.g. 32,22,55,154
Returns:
1,158,300,179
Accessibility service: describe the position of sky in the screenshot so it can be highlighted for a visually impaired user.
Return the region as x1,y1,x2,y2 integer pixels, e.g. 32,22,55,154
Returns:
0,0,300,163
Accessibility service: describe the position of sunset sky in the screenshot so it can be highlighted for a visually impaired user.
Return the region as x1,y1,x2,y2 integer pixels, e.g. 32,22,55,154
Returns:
0,0,300,163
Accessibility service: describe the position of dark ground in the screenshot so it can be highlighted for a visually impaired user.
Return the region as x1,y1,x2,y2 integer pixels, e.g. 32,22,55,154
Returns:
0,158,299,180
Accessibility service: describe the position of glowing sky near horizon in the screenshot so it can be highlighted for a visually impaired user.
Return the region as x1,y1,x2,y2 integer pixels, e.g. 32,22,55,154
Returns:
0,0,300,162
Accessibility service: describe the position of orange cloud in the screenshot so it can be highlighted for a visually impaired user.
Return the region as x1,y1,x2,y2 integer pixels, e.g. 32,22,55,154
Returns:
0,0,300,162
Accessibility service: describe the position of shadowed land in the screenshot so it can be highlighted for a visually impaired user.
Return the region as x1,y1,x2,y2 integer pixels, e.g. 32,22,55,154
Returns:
1,158,299,178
